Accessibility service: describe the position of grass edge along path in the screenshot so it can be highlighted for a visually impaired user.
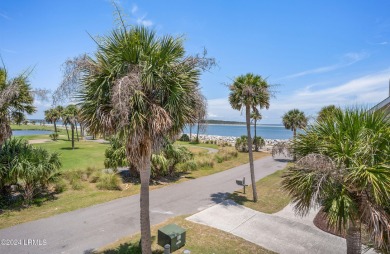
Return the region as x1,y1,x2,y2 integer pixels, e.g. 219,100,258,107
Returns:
95,215,275,254
229,168,291,214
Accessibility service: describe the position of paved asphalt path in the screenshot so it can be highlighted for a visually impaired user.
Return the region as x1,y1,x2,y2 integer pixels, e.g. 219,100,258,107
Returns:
0,156,287,254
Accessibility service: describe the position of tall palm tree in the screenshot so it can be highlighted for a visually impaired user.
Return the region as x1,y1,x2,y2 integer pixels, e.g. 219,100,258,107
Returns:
0,67,36,146
229,73,271,202
283,108,390,254
72,25,207,253
251,108,262,151
282,109,308,139
44,108,60,133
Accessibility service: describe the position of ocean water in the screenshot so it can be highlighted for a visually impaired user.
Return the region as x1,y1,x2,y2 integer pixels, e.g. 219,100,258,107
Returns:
183,124,296,140
13,130,53,136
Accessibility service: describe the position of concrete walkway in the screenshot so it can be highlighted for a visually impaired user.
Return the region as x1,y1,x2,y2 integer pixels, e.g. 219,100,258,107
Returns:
0,156,286,254
187,200,376,254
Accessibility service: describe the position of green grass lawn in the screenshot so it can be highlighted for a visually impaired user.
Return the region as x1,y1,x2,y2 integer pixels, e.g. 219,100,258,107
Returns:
229,168,291,214
96,215,275,254
33,137,109,171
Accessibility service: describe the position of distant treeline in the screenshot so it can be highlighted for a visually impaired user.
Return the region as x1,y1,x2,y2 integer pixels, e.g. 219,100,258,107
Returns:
206,120,246,125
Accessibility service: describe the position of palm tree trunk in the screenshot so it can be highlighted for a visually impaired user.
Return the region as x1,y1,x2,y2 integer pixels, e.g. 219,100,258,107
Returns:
189,125,192,141
246,104,258,202
139,149,152,254
196,121,200,143
65,123,70,140
293,128,297,161
71,125,75,150
54,121,57,133
346,222,362,254
254,119,257,151
75,120,79,141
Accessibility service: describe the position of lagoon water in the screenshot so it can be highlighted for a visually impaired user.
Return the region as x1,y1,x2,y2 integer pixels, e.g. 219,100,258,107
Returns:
13,130,53,136
183,124,294,140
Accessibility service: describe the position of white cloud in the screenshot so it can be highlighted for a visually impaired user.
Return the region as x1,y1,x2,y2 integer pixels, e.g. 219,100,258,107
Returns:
131,4,138,14
207,68,390,124
137,17,153,27
130,5,153,27
280,52,369,79
0,12,10,20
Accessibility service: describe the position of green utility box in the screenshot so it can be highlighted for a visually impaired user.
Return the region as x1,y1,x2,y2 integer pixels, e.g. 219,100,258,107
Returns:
158,224,186,252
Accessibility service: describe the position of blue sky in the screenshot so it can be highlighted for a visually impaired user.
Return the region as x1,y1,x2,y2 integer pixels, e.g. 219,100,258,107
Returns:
1,0,390,124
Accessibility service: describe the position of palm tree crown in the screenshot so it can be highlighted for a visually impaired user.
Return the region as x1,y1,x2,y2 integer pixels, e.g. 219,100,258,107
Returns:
282,109,308,137
229,73,270,111
283,108,390,253
0,67,36,145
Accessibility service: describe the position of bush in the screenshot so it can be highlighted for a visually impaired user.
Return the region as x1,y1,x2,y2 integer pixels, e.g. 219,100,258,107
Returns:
49,133,59,141
71,180,85,190
253,136,265,151
196,158,214,168
54,179,68,193
96,173,122,190
215,148,238,163
179,134,190,142
178,160,197,172
86,167,97,178
235,135,249,152
89,171,102,183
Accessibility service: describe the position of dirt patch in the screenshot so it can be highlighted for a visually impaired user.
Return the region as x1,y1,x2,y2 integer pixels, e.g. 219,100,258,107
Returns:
313,208,346,238
28,139,52,144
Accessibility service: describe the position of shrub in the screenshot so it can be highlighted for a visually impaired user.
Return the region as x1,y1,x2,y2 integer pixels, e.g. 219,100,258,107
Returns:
86,167,97,178
215,148,238,163
49,133,59,141
0,138,61,203
253,136,265,151
235,135,249,152
54,179,68,193
196,158,214,168
71,179,85,190
96,173,122,190
178,160,197,172
89,171,102,183
179,134,190,142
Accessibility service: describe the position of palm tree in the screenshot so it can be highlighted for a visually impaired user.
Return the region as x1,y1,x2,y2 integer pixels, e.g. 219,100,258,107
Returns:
72,25,208,253
283,108,390,254
0,67,36,146
317,105,341,122
64,105,79,149
55,105,70,140
44,108,60,133
229,73,271,202
251,109,262,151
282,109,308,139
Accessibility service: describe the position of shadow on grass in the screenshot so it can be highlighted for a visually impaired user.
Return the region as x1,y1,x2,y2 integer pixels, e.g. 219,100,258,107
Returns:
60,147,80,150
228,190,254,206
0,192,59,213
85,237,163,254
